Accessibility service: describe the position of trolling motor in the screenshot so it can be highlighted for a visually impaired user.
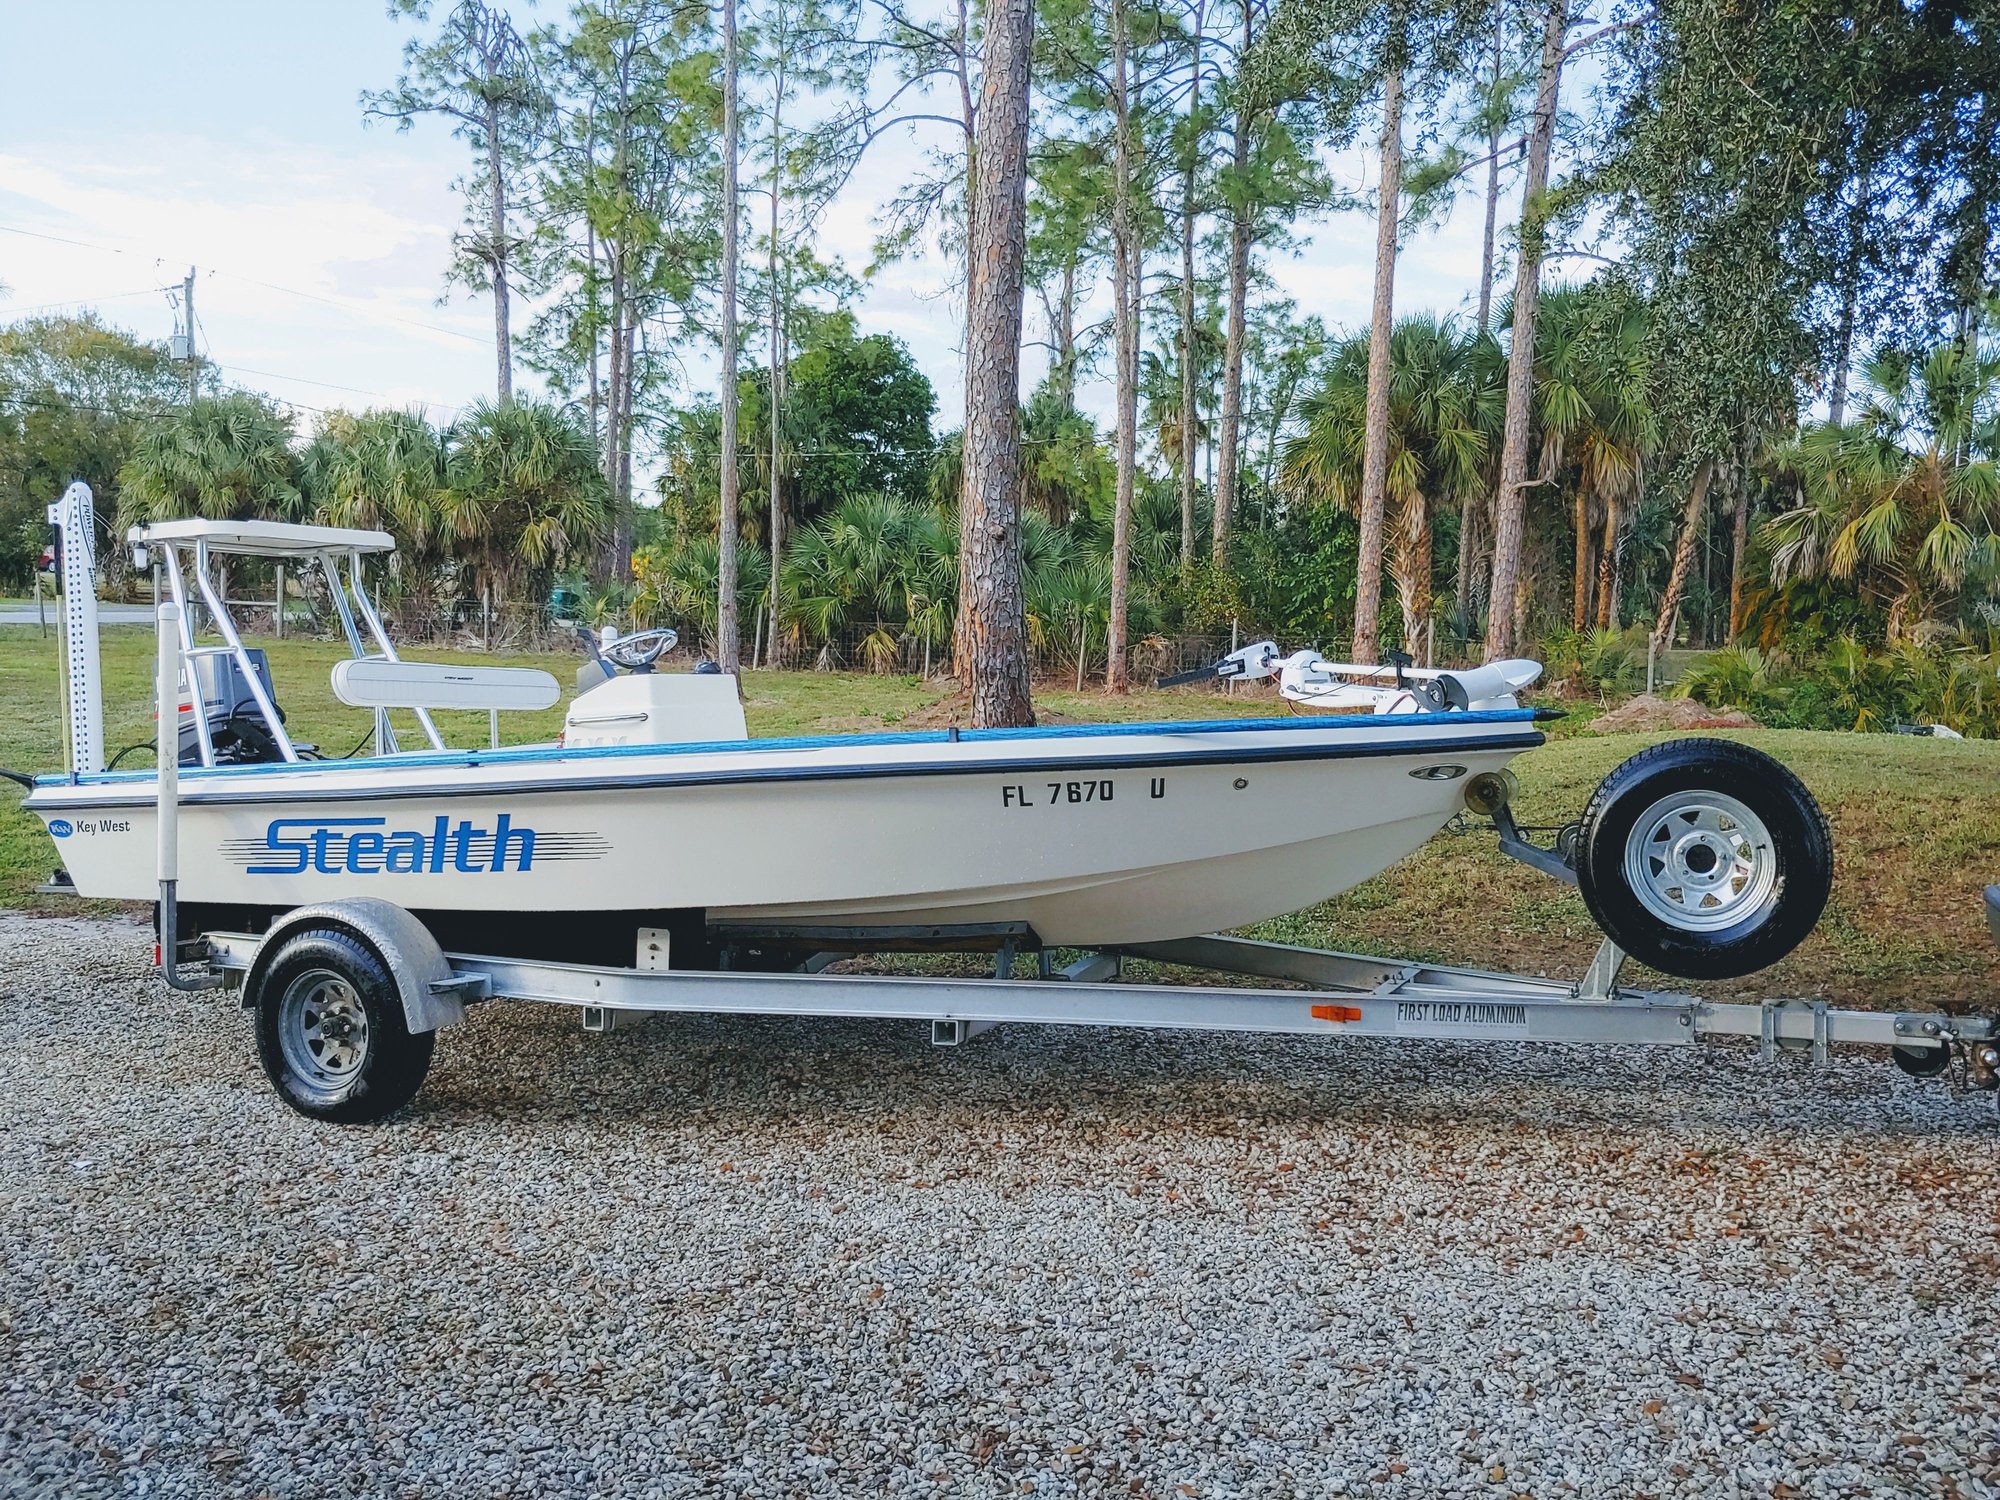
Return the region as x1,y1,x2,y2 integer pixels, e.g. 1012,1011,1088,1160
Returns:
1156,640,1544,714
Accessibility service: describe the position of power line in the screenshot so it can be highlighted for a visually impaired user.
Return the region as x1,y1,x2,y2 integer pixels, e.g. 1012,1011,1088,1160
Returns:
0,392,184,420
0,388,340,421
0,288,165,319
0,223,488,347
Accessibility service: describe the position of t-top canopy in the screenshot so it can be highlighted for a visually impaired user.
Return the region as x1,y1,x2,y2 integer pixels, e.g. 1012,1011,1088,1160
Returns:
128,518,397,559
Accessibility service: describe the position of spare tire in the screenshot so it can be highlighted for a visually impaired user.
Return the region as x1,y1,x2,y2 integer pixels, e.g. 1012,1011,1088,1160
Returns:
1575,739,1831,980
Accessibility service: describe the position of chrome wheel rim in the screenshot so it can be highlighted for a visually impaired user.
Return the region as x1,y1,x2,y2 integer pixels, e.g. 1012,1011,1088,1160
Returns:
1621,789,1779,934
277,968,370,1100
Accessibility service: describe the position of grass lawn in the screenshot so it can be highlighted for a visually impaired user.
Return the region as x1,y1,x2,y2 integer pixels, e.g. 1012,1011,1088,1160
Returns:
2,625,1995,1006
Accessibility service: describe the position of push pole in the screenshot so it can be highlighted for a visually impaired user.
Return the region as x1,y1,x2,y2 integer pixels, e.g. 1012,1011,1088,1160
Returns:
155,600,218,991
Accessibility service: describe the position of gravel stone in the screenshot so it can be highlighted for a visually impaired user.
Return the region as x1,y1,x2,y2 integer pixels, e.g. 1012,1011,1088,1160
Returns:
1,910,1995,1498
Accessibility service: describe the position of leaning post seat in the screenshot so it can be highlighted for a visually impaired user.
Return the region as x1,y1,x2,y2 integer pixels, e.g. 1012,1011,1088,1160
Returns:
331,658,564,752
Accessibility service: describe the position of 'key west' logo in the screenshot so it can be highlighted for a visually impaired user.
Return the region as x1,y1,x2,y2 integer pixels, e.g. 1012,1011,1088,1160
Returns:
234,816,608,876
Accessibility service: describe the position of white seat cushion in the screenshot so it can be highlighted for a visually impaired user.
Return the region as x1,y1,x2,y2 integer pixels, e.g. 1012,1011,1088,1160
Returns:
331,658,562,713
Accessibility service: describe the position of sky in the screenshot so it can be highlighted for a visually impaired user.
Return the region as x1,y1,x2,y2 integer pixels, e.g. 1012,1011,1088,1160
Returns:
0,0,1504,462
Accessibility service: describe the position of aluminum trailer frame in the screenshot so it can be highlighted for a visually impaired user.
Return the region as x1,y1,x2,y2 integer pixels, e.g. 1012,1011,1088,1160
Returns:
199,921,2000,1106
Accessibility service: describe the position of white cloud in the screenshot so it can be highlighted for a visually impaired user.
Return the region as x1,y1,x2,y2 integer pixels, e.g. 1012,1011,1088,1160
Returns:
0,132,495,418
0,94,1508,456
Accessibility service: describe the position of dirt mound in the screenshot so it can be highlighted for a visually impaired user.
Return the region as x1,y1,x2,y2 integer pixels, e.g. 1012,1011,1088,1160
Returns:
1593,694,1759,733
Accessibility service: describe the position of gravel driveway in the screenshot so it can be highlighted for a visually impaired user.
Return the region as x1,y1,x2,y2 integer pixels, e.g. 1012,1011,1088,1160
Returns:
2,910,1995,1499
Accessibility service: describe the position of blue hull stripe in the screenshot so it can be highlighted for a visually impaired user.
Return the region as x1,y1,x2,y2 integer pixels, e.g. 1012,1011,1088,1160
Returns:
31,729,1545,810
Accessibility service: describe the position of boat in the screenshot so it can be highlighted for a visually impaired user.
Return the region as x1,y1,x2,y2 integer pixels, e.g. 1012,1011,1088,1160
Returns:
21,493,1832,983
12,490,1865,1122
21,508,1557,954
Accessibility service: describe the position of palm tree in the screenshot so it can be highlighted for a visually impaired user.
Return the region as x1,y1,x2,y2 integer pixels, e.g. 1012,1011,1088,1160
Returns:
900,504,960,677
1140,318,1223,562
299,409,452,608
1579,322,1653,633
781,493,929,669
1517,286,1654,632
117,393,301,528
299,408,452,630
1282,314,1500,659
1764,343,2000,640
632,534,770,651
1021,386,1112,528
301,410,448,541
444,398,611,633
1027,556,1110,691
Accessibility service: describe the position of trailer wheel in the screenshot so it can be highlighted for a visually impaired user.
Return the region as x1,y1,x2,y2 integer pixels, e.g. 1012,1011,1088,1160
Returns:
1891,1044,1951,1079
253,928,435,1123
1575,739,1831,981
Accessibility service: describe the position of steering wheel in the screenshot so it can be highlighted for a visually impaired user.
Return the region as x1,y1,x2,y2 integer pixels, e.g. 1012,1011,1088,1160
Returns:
601,627,679,671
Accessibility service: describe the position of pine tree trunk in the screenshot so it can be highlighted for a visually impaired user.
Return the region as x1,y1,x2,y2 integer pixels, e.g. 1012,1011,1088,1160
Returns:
960,0,1036,728
1213,2,1255,567
1177,1,1203,571
1106,0,1138,692
1483,0,1565,661
950,0,979,680
1475,8,1503,331
487,102,513,405
715,0,742,675
1651,458,1714,657
605,258,628,578
1728,467,1750,640
768,51,788,669
619,315,636,566
1353,62,1404,663
1830,170,1869,427
1054,259,1078,411
586,227,603,462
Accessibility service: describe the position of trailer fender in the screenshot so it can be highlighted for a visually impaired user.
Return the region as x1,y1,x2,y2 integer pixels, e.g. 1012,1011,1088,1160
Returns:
243,899,467,1035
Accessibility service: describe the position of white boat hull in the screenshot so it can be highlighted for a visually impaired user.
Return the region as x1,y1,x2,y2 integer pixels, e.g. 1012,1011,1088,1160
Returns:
27,714,1540,947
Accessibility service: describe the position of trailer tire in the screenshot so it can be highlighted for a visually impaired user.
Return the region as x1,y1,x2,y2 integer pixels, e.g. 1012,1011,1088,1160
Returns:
253,927,435,1123
1575,739,1831,981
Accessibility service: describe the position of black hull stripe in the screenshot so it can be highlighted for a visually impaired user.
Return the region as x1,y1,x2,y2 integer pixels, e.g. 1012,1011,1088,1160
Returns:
31,731,1544,811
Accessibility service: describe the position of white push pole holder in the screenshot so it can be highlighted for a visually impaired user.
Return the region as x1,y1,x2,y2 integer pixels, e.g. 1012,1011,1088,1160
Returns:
47,482,104,776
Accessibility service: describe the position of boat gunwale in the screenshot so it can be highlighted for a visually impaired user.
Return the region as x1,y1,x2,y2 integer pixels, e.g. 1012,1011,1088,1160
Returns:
27,724,1546,811
33,708,1543,793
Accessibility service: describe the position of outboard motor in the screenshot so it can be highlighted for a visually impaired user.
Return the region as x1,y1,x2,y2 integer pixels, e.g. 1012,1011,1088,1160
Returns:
172,648,286,765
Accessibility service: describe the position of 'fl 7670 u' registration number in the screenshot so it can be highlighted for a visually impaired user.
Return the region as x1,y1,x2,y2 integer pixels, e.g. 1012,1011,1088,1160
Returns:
1001,777,1167,808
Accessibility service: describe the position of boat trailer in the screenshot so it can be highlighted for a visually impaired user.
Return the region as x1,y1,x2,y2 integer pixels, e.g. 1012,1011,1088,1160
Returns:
116,586,1996,1122
194,918,1997,1065
180,905,2000,1122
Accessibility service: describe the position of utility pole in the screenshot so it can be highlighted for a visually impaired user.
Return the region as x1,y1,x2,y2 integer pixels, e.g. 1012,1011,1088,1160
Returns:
182,267,198,403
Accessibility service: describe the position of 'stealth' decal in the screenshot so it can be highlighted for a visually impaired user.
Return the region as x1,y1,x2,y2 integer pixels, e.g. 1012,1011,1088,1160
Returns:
223,816,609,876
